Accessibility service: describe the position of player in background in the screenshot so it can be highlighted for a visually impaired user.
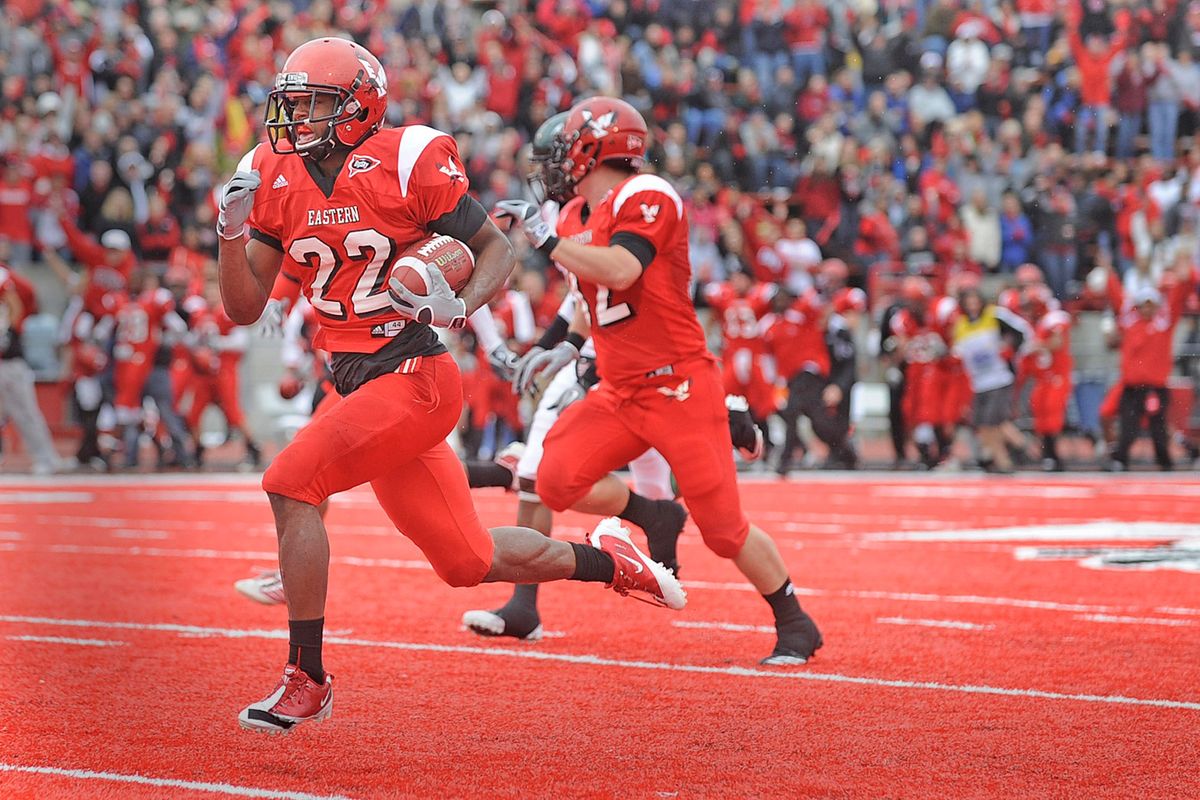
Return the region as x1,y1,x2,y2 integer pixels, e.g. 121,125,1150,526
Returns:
93,269,188,468
183,283,262,468
1018,284,1073,471
703,269,777,458
0,262,62,474
219,39,684,732
501,97,821,665
1103,254,1196,470
465,112,686,641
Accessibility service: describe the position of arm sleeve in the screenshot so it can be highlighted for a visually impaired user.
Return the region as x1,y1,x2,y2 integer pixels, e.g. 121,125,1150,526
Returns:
610,184,683,266
995,306,1032,349
509,292,536,343
429,195,489,243
468,304,505,353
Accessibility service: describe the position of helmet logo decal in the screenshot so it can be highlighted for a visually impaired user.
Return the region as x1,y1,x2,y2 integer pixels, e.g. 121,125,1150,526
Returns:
357,58,387,97
627,135,643,150
347,155,381,177
275,72,309,89
581,109,616,137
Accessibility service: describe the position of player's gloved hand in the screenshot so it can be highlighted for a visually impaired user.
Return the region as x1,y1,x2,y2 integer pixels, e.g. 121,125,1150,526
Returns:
551,380,587,412
387,262,468,330
511,345,544,394
487,343,521,381
515,340,579,395
217,170,261,240
494,199,557,255
258,299,286,338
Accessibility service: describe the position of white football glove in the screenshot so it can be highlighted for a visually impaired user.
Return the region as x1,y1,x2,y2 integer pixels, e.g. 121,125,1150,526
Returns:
217,170,261,240
494,199,556,253
387,262,468,330
258,299,286,338
514,340,579,395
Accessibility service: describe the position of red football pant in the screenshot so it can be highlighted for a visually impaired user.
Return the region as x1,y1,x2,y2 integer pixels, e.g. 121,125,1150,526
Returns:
722,347,776,420
186,366,246,430
938,361,972,427
903,361,940,427
538,358,750,558
1031,375,1071,436
113,359,153,417
1099,380,1124,421
262,354,493,588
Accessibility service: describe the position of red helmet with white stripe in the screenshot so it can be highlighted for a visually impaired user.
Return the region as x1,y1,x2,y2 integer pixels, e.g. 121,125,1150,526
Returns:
558,97,648,188
266,37,389,158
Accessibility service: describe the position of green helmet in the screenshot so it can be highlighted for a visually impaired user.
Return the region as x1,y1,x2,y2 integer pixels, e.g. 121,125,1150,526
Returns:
528,111,572,203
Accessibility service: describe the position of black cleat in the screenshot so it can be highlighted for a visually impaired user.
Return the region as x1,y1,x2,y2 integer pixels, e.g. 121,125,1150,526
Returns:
641,499,687,577
761,609,823,666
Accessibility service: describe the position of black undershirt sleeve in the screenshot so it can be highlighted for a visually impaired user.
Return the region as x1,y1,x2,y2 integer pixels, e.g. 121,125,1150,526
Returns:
249,227,283,253
535,314,570,350
429,195,489,242
610,231,656,270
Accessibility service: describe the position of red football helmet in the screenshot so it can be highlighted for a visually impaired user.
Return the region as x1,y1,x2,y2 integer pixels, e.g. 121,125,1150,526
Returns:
558,97,648,187
266,37,389,157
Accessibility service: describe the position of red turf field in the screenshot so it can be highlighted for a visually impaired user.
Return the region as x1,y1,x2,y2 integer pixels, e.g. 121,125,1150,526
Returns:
1,474,1198,799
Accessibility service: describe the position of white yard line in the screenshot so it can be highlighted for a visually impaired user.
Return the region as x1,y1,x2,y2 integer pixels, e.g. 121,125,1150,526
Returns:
1074,614,1194,627
1,614,1196,712
875,617,994,631
6,635,127,647
672,620,776,634
0,764,354,800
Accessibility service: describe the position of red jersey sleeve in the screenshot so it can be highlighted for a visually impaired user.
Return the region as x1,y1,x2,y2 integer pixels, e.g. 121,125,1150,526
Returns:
404,131,470,228
703,282,732,312
609,175,684,256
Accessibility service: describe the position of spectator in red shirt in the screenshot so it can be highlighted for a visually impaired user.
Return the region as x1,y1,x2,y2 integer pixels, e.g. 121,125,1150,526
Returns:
784,0,829,85
1067,1,1127,154
0,160,35,265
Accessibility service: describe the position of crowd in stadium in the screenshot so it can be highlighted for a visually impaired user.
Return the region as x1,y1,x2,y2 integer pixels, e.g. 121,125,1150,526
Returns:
2,0,1200,475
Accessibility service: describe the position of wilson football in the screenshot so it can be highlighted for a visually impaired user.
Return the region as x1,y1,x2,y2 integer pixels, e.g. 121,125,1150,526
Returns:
389,234,475,297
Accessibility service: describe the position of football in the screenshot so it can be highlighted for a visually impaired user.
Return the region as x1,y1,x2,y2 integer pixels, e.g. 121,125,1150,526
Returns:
389,234,475,298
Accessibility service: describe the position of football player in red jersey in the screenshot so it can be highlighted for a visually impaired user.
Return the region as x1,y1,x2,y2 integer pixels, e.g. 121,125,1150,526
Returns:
1019,284,1073,471
218,39,685,733
501,97,822,665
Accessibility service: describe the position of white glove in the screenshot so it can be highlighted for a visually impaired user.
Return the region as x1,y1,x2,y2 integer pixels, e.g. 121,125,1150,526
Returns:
387,262,468,330
494,199,557,253
217,170,261,240
514,340,579,395
258,299,286,338
488,343,520,381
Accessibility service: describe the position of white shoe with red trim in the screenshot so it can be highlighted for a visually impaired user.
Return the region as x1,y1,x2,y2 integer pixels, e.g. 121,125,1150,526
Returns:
234,569,286,605
588,518,686,610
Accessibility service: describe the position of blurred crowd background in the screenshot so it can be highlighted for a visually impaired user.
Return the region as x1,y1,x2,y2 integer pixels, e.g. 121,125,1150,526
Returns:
2,0,1200,473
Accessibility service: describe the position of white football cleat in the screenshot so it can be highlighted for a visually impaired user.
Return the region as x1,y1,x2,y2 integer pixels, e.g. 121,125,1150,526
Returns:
235,570,286,605
462,609,544,641
588,518,686,610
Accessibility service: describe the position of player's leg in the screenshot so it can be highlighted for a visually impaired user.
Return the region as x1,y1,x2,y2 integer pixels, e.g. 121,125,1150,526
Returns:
215,365,261,467
113,361,151,468
645,361,822,665
235,390,340,606
538,386,688,568
1147,385,1173,470
464,363,575,640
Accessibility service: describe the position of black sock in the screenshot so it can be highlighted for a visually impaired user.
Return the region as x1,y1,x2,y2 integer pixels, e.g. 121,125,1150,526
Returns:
288,617,325,683
763,579,803,626
617,491,656,530
466,461,514,489
569,542,615,583
1041,435,1058,462
511,583,539,605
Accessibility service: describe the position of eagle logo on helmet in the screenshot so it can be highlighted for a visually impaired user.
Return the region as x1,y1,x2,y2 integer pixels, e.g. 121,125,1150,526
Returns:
582,109,617,137
357,57,387,98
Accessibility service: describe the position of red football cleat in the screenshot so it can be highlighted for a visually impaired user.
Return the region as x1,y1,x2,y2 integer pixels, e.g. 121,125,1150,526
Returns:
588,518,687,610
238,664,333,734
